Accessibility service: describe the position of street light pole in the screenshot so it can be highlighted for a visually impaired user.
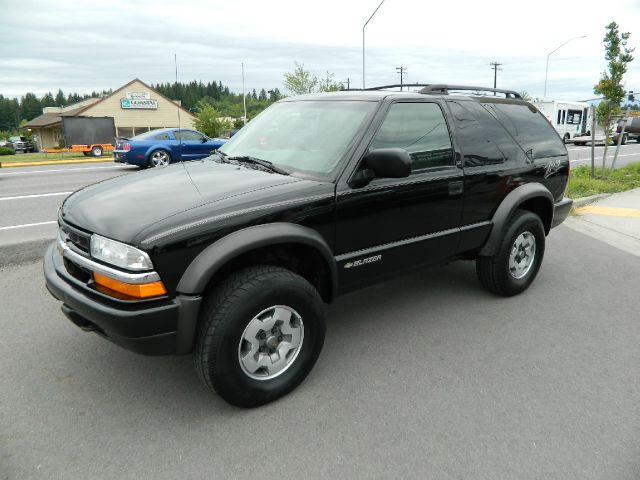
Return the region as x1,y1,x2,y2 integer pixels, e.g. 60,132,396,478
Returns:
362,0,385,89
544,35,586,99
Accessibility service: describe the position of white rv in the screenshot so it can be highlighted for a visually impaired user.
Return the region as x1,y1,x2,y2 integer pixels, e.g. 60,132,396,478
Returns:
532,100,592,143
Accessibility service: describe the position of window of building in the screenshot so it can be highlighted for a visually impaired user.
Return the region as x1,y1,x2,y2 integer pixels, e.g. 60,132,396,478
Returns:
369,102,453,171
134,127,150,135
117,127,134,138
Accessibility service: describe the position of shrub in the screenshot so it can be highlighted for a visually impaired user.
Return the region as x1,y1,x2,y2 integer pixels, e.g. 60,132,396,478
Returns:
0,147,15,156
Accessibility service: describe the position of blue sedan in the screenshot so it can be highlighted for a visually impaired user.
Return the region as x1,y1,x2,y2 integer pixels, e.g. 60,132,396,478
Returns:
113,128,226,167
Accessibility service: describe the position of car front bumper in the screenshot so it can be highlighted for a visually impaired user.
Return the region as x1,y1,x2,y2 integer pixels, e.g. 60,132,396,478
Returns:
43,243,201,355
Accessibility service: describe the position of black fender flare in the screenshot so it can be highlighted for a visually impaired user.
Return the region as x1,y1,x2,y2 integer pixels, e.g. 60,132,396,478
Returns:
176,222,338,299
479,183,554,257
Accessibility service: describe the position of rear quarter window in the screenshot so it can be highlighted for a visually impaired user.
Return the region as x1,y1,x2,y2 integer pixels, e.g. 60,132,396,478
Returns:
481,102,566,159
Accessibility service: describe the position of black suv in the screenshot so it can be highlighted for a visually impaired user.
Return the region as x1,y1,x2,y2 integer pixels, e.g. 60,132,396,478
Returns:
44,84,572,407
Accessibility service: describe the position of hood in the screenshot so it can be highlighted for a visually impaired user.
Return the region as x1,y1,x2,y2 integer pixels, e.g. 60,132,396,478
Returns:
61,159,307,243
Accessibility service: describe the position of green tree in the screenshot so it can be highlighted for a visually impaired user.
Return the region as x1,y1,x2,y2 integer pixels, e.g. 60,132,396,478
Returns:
19,93,42,121
55,89,66,106
519,91,532,102
283,63,342,95
283,63,318,95
594,21,634,174
193,100,232,138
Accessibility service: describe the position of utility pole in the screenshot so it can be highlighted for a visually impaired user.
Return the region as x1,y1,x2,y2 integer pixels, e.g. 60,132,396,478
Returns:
490,61,502,95
396,66,407,91
343,78,351,90
241,62,247,126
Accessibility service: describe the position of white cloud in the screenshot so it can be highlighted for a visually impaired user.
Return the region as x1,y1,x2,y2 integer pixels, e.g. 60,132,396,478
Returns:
1,0,640,100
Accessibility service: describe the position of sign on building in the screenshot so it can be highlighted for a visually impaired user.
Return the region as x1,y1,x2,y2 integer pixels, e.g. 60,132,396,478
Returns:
126,92,151,100
120,98,158,109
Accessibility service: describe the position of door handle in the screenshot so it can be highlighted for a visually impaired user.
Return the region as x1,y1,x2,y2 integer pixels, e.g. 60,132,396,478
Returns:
448,181,464,196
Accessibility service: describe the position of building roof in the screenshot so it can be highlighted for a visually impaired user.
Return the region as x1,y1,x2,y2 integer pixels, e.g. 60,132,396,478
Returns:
21,78,195,129
22,105,90,128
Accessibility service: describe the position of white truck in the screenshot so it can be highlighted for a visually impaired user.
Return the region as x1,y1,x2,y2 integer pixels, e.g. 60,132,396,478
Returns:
532,100,592,143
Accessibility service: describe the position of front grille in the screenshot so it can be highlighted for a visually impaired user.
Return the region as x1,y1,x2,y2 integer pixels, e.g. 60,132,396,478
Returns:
59,219,91,254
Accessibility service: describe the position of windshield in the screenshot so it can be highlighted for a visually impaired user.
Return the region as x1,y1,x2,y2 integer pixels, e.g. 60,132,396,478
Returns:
219,100,377,178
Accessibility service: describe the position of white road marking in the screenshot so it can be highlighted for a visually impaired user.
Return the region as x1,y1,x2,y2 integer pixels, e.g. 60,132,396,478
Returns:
0,165,131,176
570,152,639,164
0,191,72,201
0,221,57,231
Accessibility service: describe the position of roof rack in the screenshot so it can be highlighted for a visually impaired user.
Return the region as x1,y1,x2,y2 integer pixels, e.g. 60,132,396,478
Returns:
360,83,432,91
420,84,522,99
355,83,522,99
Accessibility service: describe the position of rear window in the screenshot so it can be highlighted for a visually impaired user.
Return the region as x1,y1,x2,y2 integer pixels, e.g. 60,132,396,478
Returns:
481,102,566,159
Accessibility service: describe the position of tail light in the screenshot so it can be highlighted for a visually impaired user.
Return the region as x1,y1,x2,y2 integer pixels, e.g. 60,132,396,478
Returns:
123,143,131,151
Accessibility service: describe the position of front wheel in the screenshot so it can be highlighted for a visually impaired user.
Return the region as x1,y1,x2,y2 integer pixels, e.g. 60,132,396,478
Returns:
476,210,545,296
195,266,326,407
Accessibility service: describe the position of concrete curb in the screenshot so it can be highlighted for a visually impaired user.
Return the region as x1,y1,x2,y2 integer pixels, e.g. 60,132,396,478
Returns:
571,193,612,209
0,158,113,168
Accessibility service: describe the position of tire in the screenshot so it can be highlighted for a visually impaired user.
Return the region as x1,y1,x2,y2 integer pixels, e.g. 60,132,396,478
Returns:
91,146,103,157
476,210,545,296
621,134,628,145
148,149,171,167
195,265,326,408
563,133,570,143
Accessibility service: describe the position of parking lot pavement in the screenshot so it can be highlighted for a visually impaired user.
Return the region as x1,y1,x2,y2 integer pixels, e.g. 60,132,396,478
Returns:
567,187,640,258
1,225,639,480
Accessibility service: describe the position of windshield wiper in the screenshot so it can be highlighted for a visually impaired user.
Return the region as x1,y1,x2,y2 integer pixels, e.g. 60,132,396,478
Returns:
226,155,290,175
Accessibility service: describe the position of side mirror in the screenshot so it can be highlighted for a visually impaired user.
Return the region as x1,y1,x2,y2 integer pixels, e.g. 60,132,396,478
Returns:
202,137,209,143
349,148,411,187
365,148,411,177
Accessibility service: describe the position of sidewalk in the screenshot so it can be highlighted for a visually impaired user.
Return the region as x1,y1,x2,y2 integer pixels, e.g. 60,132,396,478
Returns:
564,187,640,257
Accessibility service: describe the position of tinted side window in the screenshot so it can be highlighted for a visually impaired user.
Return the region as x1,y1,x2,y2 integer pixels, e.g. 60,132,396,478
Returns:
481,102,566,159
175,130,204,141
370,102,454,171
154,133,171,140
447,101,503,166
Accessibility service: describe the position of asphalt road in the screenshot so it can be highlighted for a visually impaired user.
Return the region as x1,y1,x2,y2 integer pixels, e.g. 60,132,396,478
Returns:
1,225,639,479
0,163,138,247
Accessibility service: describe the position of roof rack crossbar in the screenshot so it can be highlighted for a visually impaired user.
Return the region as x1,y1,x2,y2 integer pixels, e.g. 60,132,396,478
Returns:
360,83,433,91
419,84,522,99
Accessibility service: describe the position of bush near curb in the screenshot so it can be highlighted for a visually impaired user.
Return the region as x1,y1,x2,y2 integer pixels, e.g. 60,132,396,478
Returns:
0,147,15,156
568,163,640,198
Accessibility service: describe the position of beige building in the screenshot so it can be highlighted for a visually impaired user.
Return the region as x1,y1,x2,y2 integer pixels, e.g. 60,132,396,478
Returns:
23,79,196,150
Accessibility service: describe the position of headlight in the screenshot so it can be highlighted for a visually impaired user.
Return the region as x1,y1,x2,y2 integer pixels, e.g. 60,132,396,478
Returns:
90,234,153,271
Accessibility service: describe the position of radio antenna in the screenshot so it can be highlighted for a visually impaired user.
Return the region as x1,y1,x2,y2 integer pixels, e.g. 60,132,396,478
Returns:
175,53,182,163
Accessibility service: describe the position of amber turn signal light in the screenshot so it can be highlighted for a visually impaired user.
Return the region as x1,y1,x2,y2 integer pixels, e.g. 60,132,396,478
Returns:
93,272,167,299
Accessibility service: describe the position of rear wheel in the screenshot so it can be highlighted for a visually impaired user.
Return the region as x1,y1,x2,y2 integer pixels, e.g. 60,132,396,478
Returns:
621,134,628,145
476,210,545,296
149,149,171,167
195,266,326,408
91,146,103,157
563,133,570,143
